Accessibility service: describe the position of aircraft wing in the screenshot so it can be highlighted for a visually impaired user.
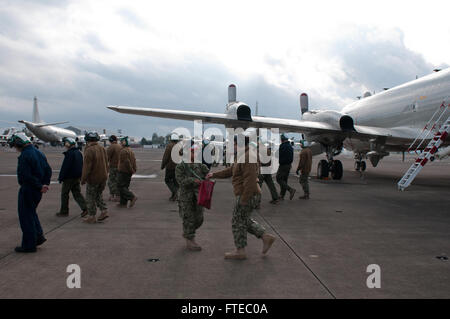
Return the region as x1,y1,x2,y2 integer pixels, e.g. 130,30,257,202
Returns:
108,105,341,132
107,105,419,145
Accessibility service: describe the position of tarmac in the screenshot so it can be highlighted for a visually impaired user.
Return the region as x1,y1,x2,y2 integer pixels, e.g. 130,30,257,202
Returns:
0,146,449,299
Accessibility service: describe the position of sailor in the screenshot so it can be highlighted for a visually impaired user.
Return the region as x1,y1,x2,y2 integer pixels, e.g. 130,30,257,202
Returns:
56,137,87,217
255,142,279,208
276,134,296,200
161,133,180,201
107,135,122,202
117,136,138,208
175,144,209,251
81,131,109,223
296,140,313,199
8,133,52,253
207,135,276,260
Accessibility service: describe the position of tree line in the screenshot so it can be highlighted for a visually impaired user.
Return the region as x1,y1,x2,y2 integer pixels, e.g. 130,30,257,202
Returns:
140,133,170,146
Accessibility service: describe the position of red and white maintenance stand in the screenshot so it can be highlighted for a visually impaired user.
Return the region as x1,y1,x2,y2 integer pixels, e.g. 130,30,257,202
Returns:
397,102,450,191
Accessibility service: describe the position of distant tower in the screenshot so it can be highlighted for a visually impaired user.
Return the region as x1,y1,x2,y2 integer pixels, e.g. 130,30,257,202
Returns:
255,101,259,116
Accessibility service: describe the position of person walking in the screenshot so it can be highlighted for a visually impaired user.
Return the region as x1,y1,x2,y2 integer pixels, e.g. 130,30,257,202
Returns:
175,145,209,251
81,131,109,223
161,133,179,201
255,143,279,208
8,133,52,253
296,140,313,199
107,135,121,202
276,134,296,200
56,137,87,217
117,136,138,208
207,136,276,260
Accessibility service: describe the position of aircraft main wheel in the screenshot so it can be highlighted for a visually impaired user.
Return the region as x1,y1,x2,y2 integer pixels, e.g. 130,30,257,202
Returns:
317,159,329,179
331,160,343,180
354,161,361,171
361,161,367,172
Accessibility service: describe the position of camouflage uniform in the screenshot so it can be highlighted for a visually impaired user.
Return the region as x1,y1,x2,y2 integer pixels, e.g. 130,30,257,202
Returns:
107,143,122,196
233,196,265,248
175,161,209,240
86,182,107,216
108,167,119,196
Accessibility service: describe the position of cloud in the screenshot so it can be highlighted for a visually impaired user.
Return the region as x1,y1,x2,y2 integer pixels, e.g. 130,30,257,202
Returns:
116,8,147,29
0,3,449,138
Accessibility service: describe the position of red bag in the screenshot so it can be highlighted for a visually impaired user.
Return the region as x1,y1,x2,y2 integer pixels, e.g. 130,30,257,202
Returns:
197,180,215,209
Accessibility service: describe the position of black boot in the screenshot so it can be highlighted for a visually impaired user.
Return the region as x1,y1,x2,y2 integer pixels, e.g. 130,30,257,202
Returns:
37,235,47,246
15,246,37,253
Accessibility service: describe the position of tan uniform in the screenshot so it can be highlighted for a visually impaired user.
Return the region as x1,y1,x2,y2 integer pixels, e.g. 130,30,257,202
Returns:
297,147,312,174
117,146,137,205
212,147,265,248
81,142,109,216
107,143,122,168
118,147,137,174
81,142,109,185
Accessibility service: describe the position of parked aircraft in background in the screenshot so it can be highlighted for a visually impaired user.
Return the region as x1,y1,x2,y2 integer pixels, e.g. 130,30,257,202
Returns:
108,68,450,180
18,97,78,145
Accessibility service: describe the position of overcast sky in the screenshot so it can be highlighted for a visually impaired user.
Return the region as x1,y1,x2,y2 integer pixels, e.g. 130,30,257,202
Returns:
0,0,449,137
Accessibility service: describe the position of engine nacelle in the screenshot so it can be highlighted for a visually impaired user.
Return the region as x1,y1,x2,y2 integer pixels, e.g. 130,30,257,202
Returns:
226,102,252,122
302,110,355,132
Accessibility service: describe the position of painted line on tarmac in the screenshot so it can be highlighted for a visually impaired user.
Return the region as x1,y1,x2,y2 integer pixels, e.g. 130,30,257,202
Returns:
132,174,157,179
256,211,337,299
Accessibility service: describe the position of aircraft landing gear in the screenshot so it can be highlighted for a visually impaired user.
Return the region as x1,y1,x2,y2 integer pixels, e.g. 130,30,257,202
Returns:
317,145,344,180
354,153,367,172
317,159,343,180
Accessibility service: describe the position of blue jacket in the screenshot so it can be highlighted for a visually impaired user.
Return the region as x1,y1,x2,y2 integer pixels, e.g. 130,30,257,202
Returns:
278,141,294,165
58,147,83,182
17,144,52,190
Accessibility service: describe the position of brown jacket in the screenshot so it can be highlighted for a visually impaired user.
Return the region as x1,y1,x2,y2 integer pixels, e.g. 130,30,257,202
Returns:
118,147,137,175
107,143,122,169
212,148,260,205
81,142,109,185
161,142,176,170
297,147,312,174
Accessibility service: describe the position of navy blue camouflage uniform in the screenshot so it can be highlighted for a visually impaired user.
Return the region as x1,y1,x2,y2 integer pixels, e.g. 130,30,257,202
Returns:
17,144,52,250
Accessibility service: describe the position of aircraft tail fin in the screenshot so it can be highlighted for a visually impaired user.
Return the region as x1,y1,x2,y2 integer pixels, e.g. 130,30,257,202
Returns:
33,97,42,124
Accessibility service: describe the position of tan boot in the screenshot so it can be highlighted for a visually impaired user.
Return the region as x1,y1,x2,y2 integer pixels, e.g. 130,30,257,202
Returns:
262,233,276,254
129,196,138,208
97,210,109,221
224,248,246,260
83,215,96,224
186,239,202,251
